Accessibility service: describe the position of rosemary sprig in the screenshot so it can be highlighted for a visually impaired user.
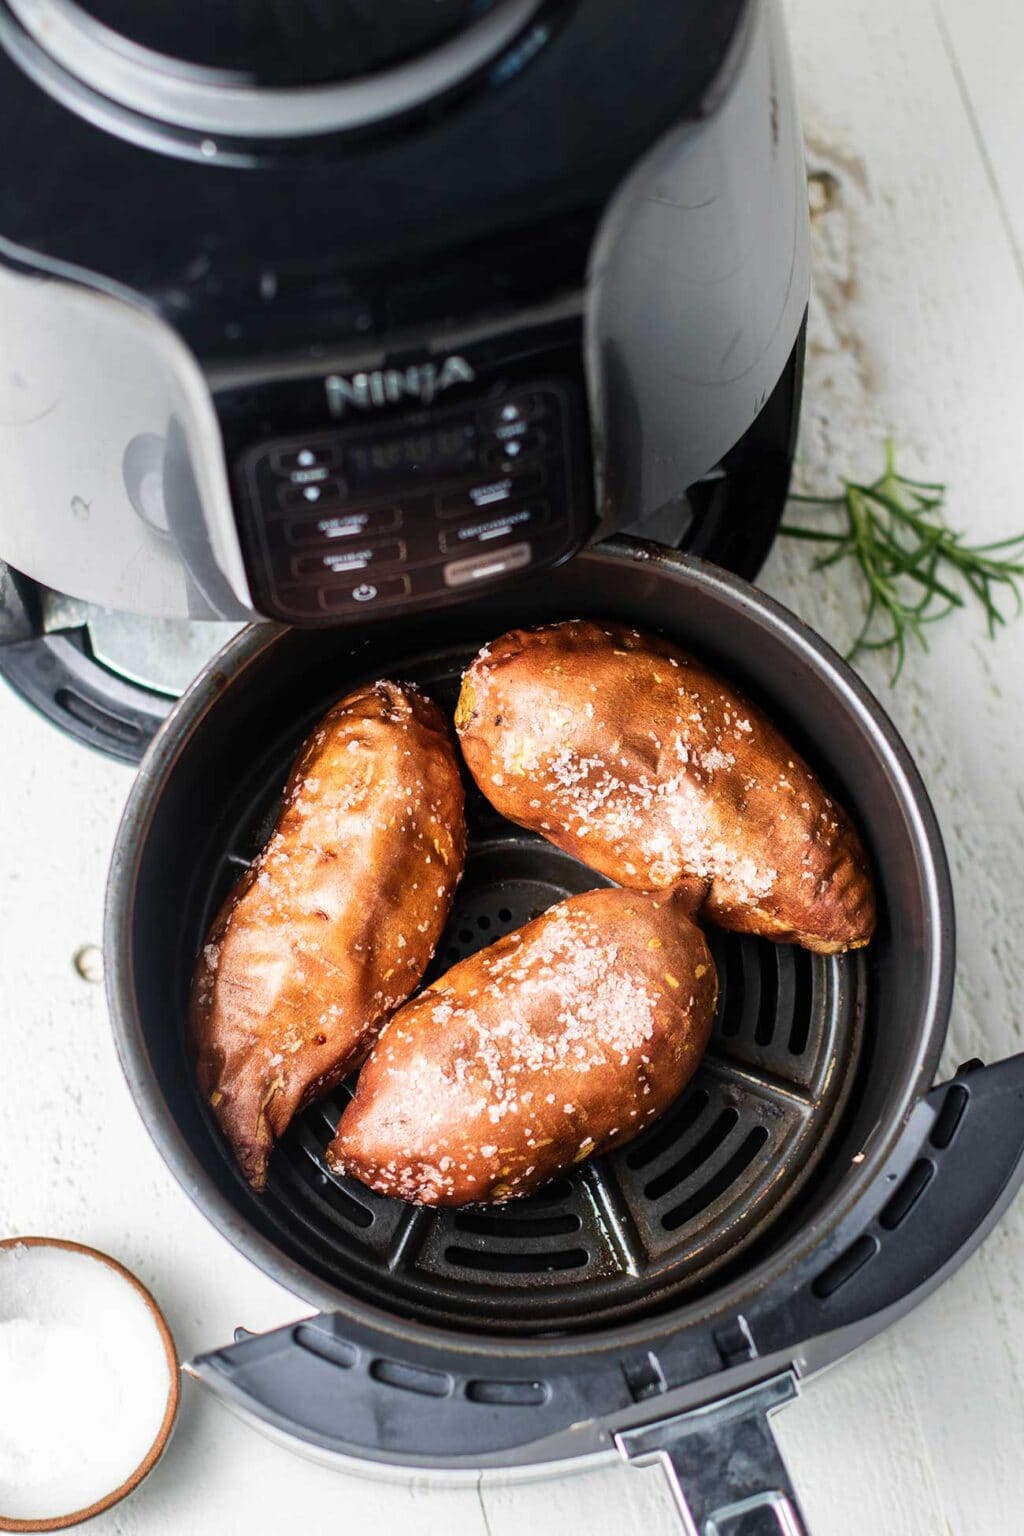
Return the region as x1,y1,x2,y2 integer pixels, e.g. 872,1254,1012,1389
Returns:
780,439,1024,680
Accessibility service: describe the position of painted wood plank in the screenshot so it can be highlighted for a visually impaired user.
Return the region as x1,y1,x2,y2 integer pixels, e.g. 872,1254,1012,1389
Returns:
933,0,1024,283
481,1462,681,1536
773,1336,949,1536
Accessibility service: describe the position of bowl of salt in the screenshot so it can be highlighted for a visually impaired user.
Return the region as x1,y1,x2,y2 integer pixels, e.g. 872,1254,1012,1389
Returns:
0,1238,179,1531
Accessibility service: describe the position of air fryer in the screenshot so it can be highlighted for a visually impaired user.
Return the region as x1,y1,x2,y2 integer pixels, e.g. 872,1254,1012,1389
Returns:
8,5,1016,1534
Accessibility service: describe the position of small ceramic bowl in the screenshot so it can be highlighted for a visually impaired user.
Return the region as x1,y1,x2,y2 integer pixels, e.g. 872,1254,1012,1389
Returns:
0,1237,180,1532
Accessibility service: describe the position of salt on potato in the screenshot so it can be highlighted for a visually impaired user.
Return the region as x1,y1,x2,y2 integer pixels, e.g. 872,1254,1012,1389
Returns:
191,680,466,1191
455,620,875,954
328,887,717,1206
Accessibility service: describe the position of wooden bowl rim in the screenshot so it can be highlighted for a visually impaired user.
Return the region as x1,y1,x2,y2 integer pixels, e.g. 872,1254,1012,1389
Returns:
0,1236,181,1532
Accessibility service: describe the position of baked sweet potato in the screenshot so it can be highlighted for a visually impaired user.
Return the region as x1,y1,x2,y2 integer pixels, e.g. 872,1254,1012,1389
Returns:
328,887,716,1205
191,680,466,1190
455,621,875,953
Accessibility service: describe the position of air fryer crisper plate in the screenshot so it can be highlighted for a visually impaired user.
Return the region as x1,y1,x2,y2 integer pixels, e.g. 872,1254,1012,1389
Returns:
194,641,865,1333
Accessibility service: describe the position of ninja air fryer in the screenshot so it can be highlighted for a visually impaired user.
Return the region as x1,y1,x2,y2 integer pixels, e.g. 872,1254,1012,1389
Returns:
8,4,1024,1534
0,0,807,758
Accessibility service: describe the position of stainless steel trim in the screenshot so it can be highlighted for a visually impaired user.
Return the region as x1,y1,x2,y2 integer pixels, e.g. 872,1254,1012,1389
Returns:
616,1373,808,1536
4,0,546,138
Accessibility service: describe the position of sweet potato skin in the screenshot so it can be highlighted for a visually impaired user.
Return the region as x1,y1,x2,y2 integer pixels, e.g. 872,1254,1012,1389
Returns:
455,621,875,954
328,887,717,1206
190,681,466,1191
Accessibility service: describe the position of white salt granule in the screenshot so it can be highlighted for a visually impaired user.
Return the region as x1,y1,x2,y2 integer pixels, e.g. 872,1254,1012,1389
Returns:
0,1244,173,1521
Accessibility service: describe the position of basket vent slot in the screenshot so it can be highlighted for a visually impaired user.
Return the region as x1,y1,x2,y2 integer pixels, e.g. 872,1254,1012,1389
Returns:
453,1211,582,1240
625,1089,710,1171
754,955,778,1045
293,1326,356,1369
465,1378,548,1406
788,949,813,1055
879,1158,934,1230
662,1126,769,1231
930,1083,968,1149
716,941,744,1038
370,1358,451,1397
444,1245,589,1274
644,1108,739,1200
812,1234,879,1299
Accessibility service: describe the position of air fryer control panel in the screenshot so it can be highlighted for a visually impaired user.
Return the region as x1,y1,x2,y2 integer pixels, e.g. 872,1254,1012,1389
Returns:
224,323,593,625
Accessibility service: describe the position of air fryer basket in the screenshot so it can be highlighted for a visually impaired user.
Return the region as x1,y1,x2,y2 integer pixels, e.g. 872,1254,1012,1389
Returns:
179,635,865,1333
106,540,1024,1528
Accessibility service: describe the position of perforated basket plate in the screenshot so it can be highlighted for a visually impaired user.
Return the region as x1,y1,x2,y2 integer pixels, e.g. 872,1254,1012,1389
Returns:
193,644,865,1334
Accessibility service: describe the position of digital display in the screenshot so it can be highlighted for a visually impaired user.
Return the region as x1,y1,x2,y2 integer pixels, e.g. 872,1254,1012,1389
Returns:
345,423,476,484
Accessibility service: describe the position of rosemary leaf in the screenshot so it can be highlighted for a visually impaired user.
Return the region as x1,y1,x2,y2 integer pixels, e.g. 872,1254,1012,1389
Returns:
780,440,1024,680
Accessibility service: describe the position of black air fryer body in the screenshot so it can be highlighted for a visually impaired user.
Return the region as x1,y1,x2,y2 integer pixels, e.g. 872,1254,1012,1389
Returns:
0,0,808,754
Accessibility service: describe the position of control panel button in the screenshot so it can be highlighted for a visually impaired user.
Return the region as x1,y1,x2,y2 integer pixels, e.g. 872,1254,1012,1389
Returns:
278,476,348,511
478,395,543,432
322,575,411,609
272,444,340,475
438,472,544,517
439,504,548,552
443,542,532,588
481,430,546,471
293,540,405,579
287,507,401,544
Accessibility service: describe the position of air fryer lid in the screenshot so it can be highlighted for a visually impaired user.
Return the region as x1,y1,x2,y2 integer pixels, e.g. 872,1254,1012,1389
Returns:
105,539,1024,1492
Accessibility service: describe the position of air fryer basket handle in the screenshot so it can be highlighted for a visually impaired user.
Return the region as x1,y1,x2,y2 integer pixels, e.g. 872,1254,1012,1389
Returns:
616,1373,808,1535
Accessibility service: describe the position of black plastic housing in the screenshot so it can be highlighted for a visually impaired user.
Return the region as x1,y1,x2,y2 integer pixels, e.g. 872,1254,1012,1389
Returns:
0,1,749,357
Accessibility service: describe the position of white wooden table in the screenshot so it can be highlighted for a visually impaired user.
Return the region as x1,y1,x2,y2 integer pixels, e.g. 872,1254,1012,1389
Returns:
3,1,1024,1530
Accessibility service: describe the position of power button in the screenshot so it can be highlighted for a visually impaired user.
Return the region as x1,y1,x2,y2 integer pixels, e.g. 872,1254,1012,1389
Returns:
322,575,411,609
